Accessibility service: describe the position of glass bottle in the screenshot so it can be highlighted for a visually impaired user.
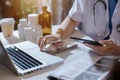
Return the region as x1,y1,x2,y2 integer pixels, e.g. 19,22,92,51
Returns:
39,0,52,36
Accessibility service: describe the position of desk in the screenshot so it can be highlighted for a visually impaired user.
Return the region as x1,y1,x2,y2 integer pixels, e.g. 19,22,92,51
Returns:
0,25,86,80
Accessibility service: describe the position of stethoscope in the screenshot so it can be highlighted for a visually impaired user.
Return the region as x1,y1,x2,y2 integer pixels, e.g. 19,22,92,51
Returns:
93,0,107,25
92,0,108,37
92,0,120,34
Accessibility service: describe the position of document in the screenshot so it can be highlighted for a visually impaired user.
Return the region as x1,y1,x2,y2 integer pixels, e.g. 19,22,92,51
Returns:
49,49,115,80
23,40,115,80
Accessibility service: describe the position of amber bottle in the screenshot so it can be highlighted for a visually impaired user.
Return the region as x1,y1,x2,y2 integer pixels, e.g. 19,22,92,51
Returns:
39,6,52,36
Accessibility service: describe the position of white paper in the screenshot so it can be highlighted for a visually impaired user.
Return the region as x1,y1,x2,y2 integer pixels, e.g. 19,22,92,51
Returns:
49,50,114,80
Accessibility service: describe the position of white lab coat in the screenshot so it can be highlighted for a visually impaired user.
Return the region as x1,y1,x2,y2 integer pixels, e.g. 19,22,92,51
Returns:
69,0,120,45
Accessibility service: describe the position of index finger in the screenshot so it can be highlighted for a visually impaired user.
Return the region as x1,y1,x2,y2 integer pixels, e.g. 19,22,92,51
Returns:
37,36,44,47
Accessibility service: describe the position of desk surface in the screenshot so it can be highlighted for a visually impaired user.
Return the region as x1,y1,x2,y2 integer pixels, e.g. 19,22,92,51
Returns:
0,25,86,80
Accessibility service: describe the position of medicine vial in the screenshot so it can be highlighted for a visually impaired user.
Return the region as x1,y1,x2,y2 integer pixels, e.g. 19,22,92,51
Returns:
18,18,27,40
25,13,42,43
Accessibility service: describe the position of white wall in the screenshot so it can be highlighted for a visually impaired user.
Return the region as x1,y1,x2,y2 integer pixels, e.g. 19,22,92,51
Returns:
38,0,74,25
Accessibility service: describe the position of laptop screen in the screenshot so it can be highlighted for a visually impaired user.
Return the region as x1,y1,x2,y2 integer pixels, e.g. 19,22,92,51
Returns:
0,40,44,74
0,41,17,74
0,40,63,75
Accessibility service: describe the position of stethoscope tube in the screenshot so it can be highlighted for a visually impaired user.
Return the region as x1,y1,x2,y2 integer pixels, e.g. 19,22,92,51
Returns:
93,0,107,26
92,0,108,37
93,0,120,34
93,0,107,10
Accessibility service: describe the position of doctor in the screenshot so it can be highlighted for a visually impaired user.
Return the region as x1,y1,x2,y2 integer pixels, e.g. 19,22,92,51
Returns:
38,0,120,56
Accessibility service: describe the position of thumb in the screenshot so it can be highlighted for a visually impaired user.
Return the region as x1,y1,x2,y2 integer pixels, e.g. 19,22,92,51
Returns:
99,40,113,45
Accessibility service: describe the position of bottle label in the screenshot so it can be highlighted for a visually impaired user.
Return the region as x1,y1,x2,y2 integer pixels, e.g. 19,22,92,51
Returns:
43,27,51,36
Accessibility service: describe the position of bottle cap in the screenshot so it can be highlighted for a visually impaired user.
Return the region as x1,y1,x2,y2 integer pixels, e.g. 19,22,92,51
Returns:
42,0,47,7
28,13,39,26
19,18,27,26
0,18,15,25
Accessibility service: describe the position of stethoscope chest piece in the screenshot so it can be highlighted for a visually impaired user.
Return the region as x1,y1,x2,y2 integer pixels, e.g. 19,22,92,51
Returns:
117,24,120,32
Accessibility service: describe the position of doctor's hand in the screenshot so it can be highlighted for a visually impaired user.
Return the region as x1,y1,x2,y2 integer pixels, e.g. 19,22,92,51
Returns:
38,34,63,51
84,40,120,56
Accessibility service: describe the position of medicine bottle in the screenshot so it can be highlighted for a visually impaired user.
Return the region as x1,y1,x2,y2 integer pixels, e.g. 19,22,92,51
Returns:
39,0,52,36
25,13,42,43
18,19,27,40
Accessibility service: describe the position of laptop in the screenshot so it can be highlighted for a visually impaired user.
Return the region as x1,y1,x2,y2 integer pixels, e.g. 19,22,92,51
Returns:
0,40,63,75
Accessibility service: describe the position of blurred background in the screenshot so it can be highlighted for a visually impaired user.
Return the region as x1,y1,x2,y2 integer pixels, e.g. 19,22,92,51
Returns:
0,0,74,31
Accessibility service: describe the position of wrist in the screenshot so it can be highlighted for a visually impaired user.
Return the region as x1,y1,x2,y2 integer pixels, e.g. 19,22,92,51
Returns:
56,28,63,34
117,46,120,55
55,28,64,39
114,45,120,56
52,34,62,41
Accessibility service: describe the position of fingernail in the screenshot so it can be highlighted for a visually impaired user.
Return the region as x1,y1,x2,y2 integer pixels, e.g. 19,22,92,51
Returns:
103,45,107,47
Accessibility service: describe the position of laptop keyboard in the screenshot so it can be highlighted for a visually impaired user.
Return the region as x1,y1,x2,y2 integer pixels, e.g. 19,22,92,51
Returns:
6,46,43,70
